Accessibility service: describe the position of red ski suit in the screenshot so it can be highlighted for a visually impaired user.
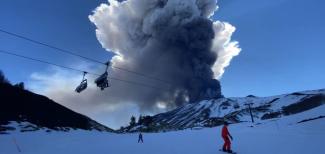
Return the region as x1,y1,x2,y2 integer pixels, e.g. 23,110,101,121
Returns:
221,125,231,151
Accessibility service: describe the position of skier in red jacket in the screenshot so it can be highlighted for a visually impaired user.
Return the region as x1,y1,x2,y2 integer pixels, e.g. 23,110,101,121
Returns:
221,121,233,153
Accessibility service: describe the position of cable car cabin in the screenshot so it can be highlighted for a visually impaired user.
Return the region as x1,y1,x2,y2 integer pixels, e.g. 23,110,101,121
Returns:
95,72,110,90
75,79,87,93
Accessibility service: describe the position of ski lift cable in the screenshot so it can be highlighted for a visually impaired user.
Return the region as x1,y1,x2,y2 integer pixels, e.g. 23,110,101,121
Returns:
0,28,171,85
0,49,87,73
0,49,168,91
82,71,87,80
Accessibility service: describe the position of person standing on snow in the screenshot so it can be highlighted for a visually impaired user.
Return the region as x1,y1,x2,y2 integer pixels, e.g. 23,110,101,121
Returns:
138,132,143,143
221,121,233,153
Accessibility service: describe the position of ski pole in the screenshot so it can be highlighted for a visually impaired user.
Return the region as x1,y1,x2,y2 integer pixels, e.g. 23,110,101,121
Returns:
12,137,21,153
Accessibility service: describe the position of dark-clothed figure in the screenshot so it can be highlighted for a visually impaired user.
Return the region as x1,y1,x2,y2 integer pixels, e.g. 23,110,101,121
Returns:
138,132,143,143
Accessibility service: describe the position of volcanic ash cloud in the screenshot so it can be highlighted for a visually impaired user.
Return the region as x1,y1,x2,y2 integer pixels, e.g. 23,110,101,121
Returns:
89,0,241,109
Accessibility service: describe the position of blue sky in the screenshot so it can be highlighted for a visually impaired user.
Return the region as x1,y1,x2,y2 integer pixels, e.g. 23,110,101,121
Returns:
0,0,110,83
0,0,324,127
215,0,325,97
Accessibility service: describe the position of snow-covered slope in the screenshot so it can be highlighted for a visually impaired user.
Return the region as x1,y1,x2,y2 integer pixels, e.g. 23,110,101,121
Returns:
1,105,324,154
1,89,324,154
124,89,325,132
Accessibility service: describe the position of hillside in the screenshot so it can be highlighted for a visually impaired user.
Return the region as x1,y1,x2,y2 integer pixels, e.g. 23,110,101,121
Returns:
122,89,325,132
0,82,114,133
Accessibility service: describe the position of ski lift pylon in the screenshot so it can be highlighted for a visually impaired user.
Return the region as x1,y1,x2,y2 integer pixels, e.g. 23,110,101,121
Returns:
75,72,88,93
95,61,111,90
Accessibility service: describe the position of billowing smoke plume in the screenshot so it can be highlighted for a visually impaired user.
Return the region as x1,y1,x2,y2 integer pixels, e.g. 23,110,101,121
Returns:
89,0,241,109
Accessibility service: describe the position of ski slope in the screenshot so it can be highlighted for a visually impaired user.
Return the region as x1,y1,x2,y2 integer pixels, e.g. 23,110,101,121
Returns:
1,106,324,154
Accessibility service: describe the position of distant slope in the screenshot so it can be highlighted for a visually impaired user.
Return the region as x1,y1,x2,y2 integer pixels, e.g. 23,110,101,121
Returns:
122,89,325,132
0,82,114,133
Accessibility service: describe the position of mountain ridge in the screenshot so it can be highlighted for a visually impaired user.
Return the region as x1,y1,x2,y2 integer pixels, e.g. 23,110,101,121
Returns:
121,88,325,132
0,82,114,133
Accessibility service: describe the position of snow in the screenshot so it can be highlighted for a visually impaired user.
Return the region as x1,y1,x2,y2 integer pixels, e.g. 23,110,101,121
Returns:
212,89,325,120
268,94,305,110
1,107,324,154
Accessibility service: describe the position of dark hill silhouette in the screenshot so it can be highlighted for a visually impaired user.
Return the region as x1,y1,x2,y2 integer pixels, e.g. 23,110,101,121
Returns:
0,82,114,132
